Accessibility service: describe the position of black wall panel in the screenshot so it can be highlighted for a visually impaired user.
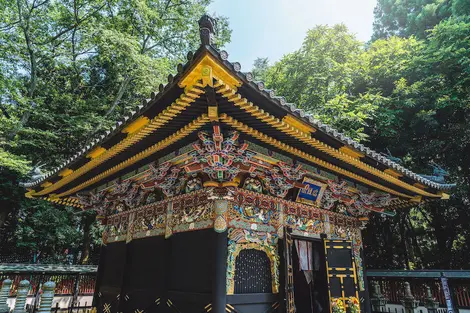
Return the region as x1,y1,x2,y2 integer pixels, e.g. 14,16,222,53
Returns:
96,241,127,313
168,229,215,293
228,293,280,313
120,236,167,313
94,229,228,313
168,229,216,312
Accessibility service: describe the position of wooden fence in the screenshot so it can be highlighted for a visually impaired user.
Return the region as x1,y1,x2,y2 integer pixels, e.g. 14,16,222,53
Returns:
367,270,470,309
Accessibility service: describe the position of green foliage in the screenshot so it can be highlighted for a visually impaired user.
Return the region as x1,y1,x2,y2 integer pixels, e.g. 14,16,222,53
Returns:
15,202,81,261
372,0,470,40
372,0,453,39
265,24,381,141
252,57,270,81
0,0,230,263
365,16,470,269
0,148,30,175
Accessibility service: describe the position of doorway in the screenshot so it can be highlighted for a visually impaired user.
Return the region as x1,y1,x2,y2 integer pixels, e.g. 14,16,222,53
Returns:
291,238,329,313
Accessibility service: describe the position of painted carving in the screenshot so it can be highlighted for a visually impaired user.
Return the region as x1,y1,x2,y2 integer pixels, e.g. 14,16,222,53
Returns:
185,126,252,182
185,176,203,193
107,214,129,242
322,180,396,217
77,180,152,216
242,176,263,193
169,191,214,234
214,199,228,233
76,129,400,221
228,190,279,233
352,230,365,291
76,190,110,216
144,162,185,197
132,203,167,239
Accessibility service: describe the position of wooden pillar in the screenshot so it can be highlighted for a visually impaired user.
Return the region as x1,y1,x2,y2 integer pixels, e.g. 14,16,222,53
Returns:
212,229,227,313
0,279,12,313
213,198,228,313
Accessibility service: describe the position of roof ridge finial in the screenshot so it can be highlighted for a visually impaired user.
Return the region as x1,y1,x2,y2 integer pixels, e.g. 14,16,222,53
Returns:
198,14,216,46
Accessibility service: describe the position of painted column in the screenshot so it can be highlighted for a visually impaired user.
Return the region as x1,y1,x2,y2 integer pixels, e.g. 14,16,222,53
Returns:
12,280,30,313
38,281,55,313
0,279,12,313
213,199,228,313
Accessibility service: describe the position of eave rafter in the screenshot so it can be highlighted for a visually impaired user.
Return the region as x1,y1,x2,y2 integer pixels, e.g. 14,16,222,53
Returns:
53,114,210,199
220,113,430,200
215,80,442,199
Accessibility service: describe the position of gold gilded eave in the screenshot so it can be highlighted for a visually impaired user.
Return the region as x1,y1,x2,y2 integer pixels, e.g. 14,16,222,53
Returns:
219,113,411,199
86,147,107,159
59,168,74,177
384,169,402,178
439,192,450,200
179,52,242,90
122,116,150,134
283,114,316,134
27,54,232,199
339,146,364,159
49,115,210,199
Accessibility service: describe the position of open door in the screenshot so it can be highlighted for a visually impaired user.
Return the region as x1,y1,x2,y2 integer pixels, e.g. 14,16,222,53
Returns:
324,240,360,313
283,229,296,313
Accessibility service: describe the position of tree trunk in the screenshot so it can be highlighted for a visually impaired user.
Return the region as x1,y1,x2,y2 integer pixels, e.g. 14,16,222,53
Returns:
406,214,423,268
80,212,96,264
399,211,410,269
430,206,452,268
8,0,38,140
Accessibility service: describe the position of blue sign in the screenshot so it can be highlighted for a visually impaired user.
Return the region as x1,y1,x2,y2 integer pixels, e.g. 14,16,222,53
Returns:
296,178,327,205
441,276,454,313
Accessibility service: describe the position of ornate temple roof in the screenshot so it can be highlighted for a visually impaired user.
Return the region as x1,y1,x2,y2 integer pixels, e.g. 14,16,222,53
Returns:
21,15,453,207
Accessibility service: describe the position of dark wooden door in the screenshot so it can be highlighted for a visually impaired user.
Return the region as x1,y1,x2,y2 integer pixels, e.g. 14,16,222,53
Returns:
324,239,360,313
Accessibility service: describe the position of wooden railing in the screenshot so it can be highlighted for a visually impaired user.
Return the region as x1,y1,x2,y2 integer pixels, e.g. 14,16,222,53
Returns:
367,270,470,309
0,264,97,296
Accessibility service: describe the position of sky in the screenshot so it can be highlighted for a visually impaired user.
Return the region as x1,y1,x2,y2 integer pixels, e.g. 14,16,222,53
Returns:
208,0,377,70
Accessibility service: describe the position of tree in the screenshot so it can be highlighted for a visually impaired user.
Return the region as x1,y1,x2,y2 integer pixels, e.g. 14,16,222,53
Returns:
365,16,470,269
0,0,231,263
372,0,470,40
252,57,270,81
265,24,382,141
372,0,452,40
